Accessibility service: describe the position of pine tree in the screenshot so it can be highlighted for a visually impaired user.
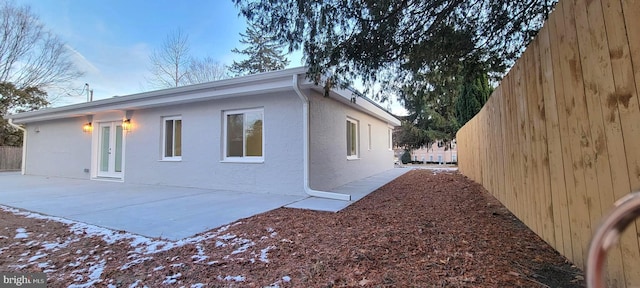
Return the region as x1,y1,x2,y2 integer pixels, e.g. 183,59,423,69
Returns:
455,71,492,127
230,22,290,76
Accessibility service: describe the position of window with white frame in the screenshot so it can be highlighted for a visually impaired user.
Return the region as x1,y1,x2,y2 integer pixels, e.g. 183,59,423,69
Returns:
346,117,359,159
163,116,182,160
224,108,264,162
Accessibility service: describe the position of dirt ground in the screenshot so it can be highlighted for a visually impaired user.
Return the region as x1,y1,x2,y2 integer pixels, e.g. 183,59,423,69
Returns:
0,170,585,287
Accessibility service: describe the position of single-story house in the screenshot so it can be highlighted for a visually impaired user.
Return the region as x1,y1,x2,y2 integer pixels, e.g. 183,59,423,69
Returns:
7,67,400,200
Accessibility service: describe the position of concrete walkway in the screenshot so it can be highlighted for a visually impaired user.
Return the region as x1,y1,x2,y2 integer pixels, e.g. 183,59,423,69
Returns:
0,168,411,240
285,168,411,212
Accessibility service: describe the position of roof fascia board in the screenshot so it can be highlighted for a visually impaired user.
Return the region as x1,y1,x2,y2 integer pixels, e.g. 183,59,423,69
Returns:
308,85,401,126
10,69,302,123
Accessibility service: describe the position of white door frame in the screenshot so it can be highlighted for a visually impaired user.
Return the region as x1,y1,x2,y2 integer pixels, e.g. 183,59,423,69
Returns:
93,121,125,179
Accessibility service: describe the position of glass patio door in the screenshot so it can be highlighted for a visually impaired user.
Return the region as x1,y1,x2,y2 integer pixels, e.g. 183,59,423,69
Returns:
97,122,124,178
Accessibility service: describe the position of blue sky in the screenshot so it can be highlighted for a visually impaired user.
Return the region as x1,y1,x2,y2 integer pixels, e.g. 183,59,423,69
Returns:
20,0,404,114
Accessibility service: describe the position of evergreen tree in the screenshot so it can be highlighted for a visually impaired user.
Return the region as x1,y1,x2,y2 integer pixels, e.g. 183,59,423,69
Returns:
0,82,48,146
455,71,492,127
230,22,290,76
234,0,555,147
233,0,556,86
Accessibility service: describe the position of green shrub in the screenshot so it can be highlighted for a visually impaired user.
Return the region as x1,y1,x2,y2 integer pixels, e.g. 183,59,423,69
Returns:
401,150,412,164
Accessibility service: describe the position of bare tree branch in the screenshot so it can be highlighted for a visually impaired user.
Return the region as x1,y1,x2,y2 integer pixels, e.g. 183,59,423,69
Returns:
147,29,190,88
0,1,82,91
185,57,229,85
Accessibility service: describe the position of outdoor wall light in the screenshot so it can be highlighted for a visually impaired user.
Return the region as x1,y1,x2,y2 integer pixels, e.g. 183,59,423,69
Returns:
122,118,132,132
82,122,93,133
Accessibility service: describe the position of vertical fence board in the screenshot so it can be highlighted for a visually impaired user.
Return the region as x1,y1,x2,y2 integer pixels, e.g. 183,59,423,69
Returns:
511,71,523,222
561,0,592,268
573,0,604,240
525,42,544,240
512,61,524,224
540,21,569,256
533,36,556,246
551,1,580,261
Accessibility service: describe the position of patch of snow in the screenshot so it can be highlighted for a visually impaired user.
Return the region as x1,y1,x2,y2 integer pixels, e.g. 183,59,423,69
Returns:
152,265,165,271
28,252,47,262
7,264,28,269
36,261,52,269
41,237,79,250
120,256,153,270
162,273,182,284
68,259,106,288
191,254,208,263
218,233,236,240
14,227,29,239
231,238,255,254
170,263,184,268
191,244,208,263
264,275,292,288
190,284,205,288
259,246,276,263
222,275,245,282
215,240,227,247
88,260,106,281
67,261,81,268
128,279,142,288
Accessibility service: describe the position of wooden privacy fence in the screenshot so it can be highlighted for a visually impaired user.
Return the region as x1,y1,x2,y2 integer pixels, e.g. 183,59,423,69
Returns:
456,0,640,286
0,146,22,171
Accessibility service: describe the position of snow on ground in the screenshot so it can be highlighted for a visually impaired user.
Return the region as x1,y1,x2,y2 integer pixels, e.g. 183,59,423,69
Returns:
14,227,29,239
0,204,283,286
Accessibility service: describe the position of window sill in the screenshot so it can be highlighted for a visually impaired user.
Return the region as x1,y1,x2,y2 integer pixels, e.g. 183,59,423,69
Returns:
347,157,360,161
159,158,182,162
220,159,264,164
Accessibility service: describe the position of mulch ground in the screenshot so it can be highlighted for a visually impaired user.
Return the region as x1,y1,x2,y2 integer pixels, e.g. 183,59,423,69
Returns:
0,170,585,287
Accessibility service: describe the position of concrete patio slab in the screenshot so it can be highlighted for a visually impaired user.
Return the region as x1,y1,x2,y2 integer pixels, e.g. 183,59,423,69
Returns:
0,172,304,240
0,168,411,239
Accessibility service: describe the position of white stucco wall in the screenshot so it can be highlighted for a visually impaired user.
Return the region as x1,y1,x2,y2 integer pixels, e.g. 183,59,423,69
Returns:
24,117,93,179
308,90,395,190
121,91,304,195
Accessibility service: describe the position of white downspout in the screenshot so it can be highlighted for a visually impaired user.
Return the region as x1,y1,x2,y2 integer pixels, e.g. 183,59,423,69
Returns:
7,119,26,175
293,75,351,201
